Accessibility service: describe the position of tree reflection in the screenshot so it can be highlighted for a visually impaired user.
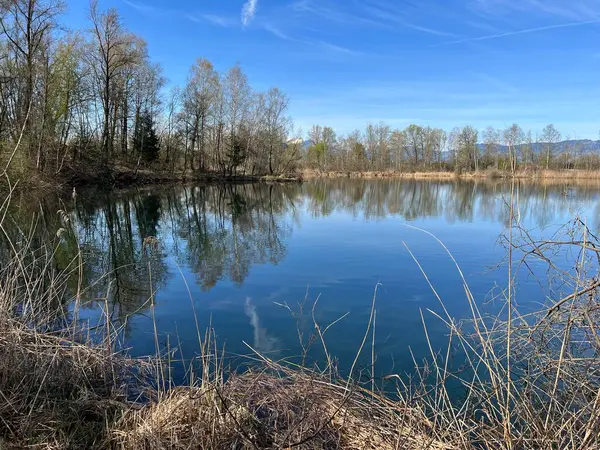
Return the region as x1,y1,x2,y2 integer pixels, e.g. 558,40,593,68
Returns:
301,178,600,228
2,178,599,331
171,183,299,290
61,183,302,324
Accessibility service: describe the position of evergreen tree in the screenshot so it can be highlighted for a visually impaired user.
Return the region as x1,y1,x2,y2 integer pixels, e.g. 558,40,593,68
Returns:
133,111,160,162
225,134,247,175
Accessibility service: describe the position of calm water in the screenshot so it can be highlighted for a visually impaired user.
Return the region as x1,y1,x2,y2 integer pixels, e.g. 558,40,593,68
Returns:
10,179,600,379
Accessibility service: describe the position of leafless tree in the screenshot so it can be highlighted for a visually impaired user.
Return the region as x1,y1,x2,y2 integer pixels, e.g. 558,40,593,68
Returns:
540,124,561,170
503,124,524,174
88,0,140,164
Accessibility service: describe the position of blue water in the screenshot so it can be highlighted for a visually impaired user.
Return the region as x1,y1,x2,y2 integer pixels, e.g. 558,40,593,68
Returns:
64,179,600,380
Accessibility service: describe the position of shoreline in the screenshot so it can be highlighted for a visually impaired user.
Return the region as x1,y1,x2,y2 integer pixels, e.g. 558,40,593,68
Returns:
301,168,600,181
69,165,303,188
6,167,600,195
2,165,303,194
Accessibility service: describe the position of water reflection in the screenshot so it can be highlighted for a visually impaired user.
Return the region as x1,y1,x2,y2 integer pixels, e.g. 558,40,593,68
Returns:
244,298,281,356
303,178,600,228
4,179,600,330
173,184,296,290
69,183,302,325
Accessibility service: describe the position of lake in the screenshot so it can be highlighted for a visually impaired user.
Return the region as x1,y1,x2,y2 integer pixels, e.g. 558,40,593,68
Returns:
10,178,600,381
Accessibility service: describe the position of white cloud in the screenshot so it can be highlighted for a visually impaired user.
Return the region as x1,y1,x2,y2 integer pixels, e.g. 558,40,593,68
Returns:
242,0,258,26
191,14,236,27
263,24,294,41
123,0,157,14
470,0,600,21
319,41,359,55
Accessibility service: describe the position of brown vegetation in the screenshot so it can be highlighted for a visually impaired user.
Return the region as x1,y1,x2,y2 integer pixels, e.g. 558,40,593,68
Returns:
0,318,133,449
113,365,450,450
302,168,600,182
0,313,447,449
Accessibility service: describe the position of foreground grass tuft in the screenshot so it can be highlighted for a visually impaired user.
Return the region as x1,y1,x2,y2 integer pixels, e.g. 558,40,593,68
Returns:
0,317,448,449
113,372,449,450
0,318,130,449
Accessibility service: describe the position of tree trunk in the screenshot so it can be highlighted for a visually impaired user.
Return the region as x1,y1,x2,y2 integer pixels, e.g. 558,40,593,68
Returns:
121,93,128,155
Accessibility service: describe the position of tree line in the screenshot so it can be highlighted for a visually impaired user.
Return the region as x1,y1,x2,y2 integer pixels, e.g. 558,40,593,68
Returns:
304,123,600,173
0,0,298,179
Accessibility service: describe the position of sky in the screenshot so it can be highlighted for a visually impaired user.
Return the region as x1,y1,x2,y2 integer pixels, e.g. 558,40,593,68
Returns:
63,0,600,139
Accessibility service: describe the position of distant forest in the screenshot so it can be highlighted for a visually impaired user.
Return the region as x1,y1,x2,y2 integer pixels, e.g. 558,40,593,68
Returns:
1,0,599,182
303,124,600,173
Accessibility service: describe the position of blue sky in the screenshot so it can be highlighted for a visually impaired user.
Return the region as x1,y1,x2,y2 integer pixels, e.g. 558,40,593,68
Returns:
64,0,600,138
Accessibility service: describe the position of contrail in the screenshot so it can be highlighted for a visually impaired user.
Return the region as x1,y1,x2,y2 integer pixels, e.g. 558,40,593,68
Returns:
439,19,600,46
242,0,258,26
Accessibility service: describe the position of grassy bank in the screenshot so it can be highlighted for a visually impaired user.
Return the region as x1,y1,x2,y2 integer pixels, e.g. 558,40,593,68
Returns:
302,168,600,182
11,164,600,196
72,165,302,188
1,181,600,449
9,164,600,196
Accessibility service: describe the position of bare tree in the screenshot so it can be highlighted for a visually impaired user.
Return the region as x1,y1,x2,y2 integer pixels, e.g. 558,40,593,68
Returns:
503,124,524,174
0,0,64,167
389,129,405,171
540,124,561,170
223,64,251,175
261,87,291,175
88,0,140,165
456,125,478,171
483,126,501,169
182,58,219,171
162,86,181,168
404,124,424,167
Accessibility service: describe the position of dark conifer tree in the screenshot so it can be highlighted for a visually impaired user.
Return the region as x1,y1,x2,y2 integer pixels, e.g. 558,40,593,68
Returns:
133,111,160,162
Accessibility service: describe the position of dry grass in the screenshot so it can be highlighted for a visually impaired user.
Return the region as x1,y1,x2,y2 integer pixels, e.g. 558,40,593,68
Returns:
400,212,600,449
302,168,600,182
301,169,460,179
0,313,451,449
0,318,135,449
517,168,600,179
113,369,451,450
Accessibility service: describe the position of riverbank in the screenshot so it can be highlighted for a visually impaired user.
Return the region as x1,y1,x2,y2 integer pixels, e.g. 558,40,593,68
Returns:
91,166,302,188
8,166,600,196
2,162,302,195
302,168,600,181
